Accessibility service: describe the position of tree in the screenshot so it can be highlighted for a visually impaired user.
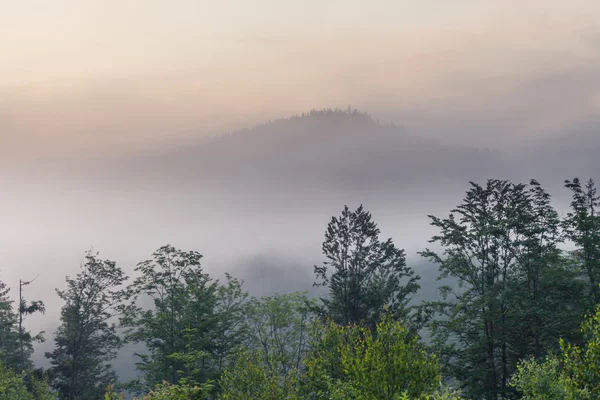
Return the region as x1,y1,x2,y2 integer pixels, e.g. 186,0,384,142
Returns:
244,292,317,375
0,362,56,400
564,177,600,306
421,179,584,399
18,276,46,372
45,250,127,400
219,349,300,400
120,245,221,389
0,279,20,370
210,273,249,374
314,205,420,330
302,312,442,399
0,276,45,373
506,180,585,360
511,304,600,399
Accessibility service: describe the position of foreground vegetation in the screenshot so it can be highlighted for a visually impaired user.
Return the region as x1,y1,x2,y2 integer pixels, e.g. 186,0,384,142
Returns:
1,177,600,399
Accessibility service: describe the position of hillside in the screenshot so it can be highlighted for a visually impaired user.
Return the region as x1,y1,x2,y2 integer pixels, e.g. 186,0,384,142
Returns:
79,109,505,193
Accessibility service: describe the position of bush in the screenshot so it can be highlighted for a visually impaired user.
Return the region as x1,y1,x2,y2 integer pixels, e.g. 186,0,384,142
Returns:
219,349,300,400
106,380,213,400
302,313,443,399
511,305,600,399
0,363,56,400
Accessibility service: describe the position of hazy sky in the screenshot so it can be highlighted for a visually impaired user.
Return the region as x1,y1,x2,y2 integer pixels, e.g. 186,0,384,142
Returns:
2,0,600,161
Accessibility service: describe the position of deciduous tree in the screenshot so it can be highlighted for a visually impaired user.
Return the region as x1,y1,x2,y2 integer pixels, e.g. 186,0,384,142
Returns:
46,251,127,400
314,205,420,329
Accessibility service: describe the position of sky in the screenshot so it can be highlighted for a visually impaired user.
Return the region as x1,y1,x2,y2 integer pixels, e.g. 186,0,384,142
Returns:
2,0,600,162
2,0,600,375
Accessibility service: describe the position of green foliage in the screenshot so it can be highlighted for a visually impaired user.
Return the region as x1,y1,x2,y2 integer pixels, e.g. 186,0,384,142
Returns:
0,277,45,372
208,273,249,374
18,278,47,372
0,363,56,400
120,245,219,388
29,374,59,400
510,356,578,399
105,381,213,400
138,381,213,400
303,312,441,399
46,250,127,400
0,363,35,400
219,349,300,399
511,305,600,399
564,178,600,306
244,292,317,374
104,384,126,399
0,279,20,370
314,205,420,330
421,179,586,398
120,246,249,392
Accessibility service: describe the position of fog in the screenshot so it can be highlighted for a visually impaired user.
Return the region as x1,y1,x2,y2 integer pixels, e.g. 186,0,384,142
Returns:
2,0,600,381
4,110,597,373
3,156,459,376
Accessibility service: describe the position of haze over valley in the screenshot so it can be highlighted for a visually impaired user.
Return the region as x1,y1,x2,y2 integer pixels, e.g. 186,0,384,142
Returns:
2,1,600,397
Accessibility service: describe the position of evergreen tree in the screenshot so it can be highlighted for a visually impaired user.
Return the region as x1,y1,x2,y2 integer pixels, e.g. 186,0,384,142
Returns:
45,251,127,400
314,205,420,329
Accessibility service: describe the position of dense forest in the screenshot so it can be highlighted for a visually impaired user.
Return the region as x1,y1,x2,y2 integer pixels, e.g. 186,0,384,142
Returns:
2,177,600,400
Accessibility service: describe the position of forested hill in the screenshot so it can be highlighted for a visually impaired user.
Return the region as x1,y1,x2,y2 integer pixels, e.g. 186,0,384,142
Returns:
65,108,505,190
36,108,600,197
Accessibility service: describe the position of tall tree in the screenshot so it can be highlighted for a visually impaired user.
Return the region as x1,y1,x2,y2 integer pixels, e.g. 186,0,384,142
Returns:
0,276,45,373
18,276,46,372
120,245,220,388
313,205,420,329
210,273,249,374
151,275,249,396
45,251,127,400
507,180,585,361
0,278,19,370
244,292,317,375
421,180,522,398
564,177,600,306
421,179,584,399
